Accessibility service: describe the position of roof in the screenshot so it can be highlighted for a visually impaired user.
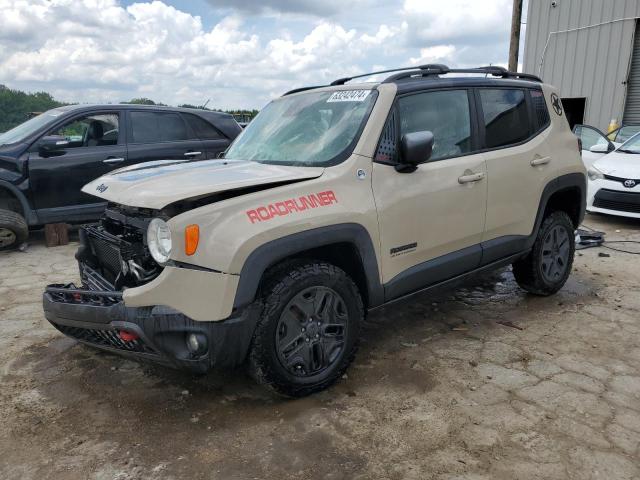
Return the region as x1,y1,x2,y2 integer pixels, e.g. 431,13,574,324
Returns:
57,103,234,119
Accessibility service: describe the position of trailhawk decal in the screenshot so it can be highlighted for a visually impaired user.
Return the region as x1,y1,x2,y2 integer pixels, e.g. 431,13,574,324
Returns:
247,191,338,223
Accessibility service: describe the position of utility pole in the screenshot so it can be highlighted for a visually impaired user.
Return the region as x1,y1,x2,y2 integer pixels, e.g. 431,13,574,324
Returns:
508,0,524,72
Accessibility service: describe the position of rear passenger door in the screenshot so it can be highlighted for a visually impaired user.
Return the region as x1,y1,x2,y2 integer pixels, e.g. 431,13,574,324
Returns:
126,110,205,164
479,88,556,263
182,113,230,159
372,89,488,300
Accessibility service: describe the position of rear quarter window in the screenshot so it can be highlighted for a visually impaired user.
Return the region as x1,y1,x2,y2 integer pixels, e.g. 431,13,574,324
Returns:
531,90,550,132
183,114,225,140
479,88,530,149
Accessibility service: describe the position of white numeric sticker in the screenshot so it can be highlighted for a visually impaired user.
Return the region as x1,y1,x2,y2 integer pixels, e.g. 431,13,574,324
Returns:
327,90,371,102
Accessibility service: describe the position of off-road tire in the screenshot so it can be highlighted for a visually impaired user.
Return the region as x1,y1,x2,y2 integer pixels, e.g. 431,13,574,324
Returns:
0,209,28,251
512,211,575,296
248,261,363,398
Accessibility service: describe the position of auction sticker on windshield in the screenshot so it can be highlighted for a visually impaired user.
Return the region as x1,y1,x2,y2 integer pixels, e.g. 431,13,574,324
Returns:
327,90,371,102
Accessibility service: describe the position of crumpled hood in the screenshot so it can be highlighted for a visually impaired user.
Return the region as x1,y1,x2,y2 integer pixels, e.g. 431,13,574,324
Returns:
593,152,640,178
82,159,324,209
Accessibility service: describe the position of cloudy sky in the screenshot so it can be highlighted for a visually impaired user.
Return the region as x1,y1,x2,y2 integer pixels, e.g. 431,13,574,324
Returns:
0,0,526,110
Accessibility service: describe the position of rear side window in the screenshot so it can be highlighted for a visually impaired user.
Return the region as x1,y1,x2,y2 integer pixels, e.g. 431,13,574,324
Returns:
130,112,189,143
183,114,224,140
530,90,550,131
398,90,472,161
479,89,530,149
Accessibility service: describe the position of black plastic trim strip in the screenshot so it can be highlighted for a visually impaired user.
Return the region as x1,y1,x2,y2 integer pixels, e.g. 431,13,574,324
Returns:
383,245,482,301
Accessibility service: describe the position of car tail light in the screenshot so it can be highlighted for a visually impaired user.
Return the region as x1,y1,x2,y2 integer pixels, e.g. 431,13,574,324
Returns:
185,224,199,256
119,330,139,342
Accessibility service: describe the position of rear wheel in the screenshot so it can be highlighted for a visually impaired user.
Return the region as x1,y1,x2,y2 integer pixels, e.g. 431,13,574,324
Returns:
248,261,363,397
0,209,28,251
513,211,575,295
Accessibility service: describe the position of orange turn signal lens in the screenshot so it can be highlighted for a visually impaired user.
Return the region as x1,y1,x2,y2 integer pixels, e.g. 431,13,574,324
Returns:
184,224,199,256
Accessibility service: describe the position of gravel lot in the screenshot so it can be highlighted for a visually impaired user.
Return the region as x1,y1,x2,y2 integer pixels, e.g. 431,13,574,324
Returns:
0,214,639,480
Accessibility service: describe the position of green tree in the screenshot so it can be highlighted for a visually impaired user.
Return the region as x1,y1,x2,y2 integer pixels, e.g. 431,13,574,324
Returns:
0,85,65,132
123,97,161,105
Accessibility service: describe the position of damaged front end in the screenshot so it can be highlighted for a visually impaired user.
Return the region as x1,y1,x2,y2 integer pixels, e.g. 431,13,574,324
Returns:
75,205,162,292
43,205,260,373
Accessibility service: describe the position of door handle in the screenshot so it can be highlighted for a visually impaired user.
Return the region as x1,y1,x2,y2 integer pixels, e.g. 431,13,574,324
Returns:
184,151,202,157
103,157,125,164
458,172,485,184
530,156,551,166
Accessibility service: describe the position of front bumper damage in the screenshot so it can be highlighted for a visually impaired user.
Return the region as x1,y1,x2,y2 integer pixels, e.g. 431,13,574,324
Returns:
43,283,261,373
43,216,259,372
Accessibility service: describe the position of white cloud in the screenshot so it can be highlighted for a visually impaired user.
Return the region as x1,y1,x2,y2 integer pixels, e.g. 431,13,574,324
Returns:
409,45,458,65
403,0,511,45
0,0,516,109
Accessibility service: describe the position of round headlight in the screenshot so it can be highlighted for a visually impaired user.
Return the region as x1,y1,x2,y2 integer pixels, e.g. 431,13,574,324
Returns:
147,218,172,264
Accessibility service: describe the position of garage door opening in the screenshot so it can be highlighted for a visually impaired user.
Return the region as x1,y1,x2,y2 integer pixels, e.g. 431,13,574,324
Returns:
561,97,586,130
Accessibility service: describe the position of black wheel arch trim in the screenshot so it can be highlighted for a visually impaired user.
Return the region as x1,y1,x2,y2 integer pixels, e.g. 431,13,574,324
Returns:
528,172,586,248
0,179,38,225
232,223,384,310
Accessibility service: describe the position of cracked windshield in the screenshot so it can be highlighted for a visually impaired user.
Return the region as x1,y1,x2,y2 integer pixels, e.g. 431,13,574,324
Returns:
225,89,378,166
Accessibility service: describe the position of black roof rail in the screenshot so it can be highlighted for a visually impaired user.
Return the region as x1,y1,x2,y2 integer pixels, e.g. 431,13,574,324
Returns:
382,65,542,83
330,64,450,86
283,64,542,96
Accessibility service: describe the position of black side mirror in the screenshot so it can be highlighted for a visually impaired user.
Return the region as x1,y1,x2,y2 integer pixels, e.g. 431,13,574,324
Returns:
396,131,434,172
38,136,69,157
607,142,616,153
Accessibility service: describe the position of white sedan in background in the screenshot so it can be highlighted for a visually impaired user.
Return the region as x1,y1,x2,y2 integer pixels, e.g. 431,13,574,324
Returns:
573,124,616,169
587,132,640,219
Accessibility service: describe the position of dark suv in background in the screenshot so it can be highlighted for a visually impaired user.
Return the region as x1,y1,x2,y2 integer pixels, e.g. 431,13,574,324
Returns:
0,104,241,249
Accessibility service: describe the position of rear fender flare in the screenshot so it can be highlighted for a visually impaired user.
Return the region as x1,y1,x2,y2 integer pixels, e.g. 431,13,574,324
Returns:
527,172,586,249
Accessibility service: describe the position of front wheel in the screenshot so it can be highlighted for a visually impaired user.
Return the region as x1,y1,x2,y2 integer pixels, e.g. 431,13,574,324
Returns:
513,211,575,296
0,209,28,251
248,261,363,397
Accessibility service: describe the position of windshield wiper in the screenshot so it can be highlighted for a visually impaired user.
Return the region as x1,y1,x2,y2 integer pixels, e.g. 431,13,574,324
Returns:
617,148,640,154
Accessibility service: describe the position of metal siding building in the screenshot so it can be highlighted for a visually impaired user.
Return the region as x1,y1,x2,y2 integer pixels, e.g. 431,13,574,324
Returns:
523,0,640,131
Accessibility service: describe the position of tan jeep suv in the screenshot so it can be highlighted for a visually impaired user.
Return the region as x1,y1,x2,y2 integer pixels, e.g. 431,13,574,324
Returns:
44,65,586,397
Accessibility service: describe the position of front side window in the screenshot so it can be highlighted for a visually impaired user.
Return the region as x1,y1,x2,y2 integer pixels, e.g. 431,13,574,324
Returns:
50,113,119,148
479,89,530,149
574,125,610,151
224,89,378,167
130,112,189,143
397,89,472,161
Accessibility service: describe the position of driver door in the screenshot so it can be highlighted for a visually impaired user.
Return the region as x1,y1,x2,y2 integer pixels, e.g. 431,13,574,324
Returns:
372,89,487,300
29,111,127,220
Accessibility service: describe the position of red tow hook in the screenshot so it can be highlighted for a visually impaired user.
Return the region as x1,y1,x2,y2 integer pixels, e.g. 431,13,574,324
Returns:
118,330,139,342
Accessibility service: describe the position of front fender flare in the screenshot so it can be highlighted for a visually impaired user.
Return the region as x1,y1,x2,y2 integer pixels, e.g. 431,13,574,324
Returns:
0,179,37,225
232,223,384,310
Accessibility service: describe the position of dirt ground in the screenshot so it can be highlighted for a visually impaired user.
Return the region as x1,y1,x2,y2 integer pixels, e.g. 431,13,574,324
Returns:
0,214,639,480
